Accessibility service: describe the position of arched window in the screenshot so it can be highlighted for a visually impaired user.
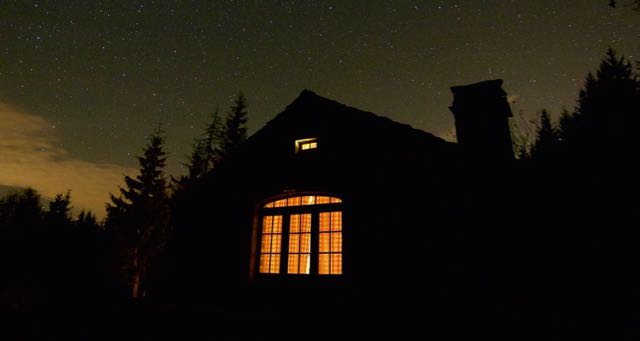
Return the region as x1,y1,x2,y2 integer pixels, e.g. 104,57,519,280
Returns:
257,195,343,276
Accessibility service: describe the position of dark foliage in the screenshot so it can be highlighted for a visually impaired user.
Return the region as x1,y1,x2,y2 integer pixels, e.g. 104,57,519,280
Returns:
0,189,111,320
3,50,640,339
220,91,249,159
184,108,224,181
106,128,171,300
529,109,559,161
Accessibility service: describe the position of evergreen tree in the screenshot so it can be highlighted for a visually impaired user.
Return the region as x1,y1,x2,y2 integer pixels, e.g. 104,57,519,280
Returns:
220,92,248,160
569,48,639,158
185,108,224,180
44,191,72,227
530,109,559,161
186,139,210,181
0,189,45,308
76,210,99,231
0,188,43,230
181,93,248,183
556,109,573,141
106,128,171,299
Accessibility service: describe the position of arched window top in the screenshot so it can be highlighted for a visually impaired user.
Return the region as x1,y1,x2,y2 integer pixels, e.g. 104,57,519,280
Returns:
263,195,342,208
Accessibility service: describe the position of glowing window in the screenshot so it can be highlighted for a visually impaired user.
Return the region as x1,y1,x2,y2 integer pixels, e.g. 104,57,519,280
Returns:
318,211,342,275
288,214,312,274
263,195,341,208
257,195,344,276
295,138,318,153
259,215,282,274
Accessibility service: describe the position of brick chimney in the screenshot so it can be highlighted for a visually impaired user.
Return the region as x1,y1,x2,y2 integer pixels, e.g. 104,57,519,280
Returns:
449,79,514,161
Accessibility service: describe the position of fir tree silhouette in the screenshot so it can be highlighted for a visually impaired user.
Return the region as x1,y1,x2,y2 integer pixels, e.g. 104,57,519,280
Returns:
220,91,249,160
183,108,224,182
44,191,72,227
530,109,559,161
106,128,171,299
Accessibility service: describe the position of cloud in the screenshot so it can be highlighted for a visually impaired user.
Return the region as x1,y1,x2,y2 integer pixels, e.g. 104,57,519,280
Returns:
0,102,137,219
436,126,457,142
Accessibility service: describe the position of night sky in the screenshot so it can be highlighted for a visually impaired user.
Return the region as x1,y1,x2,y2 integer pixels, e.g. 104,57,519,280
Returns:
1,1,638,217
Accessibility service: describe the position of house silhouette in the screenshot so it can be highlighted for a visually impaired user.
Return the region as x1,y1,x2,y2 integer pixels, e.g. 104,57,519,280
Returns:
170,79,521,337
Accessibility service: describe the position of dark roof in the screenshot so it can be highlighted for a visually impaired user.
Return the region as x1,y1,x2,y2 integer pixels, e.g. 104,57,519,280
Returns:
248,89,453,149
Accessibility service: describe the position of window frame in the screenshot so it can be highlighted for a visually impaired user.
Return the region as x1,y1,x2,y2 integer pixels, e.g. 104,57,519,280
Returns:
294,137,319,154
253,195,344,278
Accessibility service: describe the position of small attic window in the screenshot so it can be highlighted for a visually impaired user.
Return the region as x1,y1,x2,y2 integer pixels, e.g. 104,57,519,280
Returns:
295,138,318,153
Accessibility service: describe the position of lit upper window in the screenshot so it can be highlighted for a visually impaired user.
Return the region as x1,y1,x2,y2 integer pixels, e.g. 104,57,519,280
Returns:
295,138,318,153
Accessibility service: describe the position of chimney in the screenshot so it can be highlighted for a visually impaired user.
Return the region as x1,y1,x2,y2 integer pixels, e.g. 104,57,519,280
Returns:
449,79,514,161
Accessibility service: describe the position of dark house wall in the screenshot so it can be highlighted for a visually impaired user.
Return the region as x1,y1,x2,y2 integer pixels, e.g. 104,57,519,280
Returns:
171,81,519,334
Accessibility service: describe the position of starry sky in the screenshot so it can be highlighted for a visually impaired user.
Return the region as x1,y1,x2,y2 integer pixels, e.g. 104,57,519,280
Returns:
0,1,638,217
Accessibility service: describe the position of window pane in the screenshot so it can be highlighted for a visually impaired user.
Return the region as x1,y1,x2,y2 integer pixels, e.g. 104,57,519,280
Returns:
330,197,342,204
331,232,342,253
271,234,281,253
301,214,311,232
288,254,299,274
299,254,311,274
287,196,301,206
331,211,342,231
261,234,272,253
316,196,330,204
275,199,287,207
319,254,329,275
270,254,280,273
288,234,299,253
272,216,282,233
330,254,342,274
262,216,273,233
264,202,274,208
259,254,270,273
302,196,315,205
319,212,330,231
319,232,330,252
290,214,300,233
300,233,311,253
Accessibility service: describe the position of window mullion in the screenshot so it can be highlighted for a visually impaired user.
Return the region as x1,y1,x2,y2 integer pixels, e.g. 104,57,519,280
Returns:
310,211,319,275
280,214,290,274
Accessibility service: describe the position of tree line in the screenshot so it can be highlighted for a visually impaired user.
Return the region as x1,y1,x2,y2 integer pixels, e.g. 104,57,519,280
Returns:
0,92,249,305
1,48,639,308
519,48,639,165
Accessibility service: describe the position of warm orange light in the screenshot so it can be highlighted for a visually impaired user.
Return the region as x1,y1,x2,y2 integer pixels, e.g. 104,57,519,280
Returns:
318,211,342,275
295,138,318,153
259,215,282,274
287,213,312,274
287,196,301,206
263,195,341,208
258,196,343,276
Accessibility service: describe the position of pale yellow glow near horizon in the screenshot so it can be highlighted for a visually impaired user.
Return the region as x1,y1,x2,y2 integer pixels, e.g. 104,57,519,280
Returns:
0,102,136,219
